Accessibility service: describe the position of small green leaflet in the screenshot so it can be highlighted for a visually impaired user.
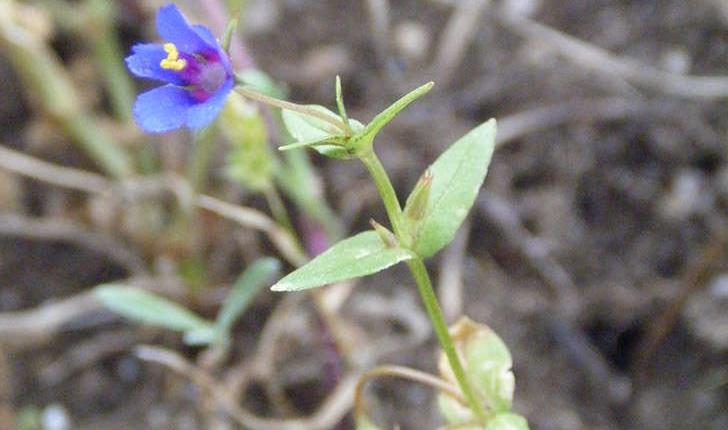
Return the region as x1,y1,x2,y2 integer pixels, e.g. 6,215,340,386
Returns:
271,231,416,292
359,82,433,143
411,119,497,258
216,257,280,336
280,106,364,159
94,284,215,345
279,82,433,159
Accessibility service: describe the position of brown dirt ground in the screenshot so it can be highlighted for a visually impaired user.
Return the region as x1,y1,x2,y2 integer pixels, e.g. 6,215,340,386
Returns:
1,0,727,429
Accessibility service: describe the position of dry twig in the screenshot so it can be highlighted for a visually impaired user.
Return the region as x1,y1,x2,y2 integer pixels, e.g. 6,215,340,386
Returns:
0,291,100,350
0,213,148,276
497,9,728,98
136,344,360,430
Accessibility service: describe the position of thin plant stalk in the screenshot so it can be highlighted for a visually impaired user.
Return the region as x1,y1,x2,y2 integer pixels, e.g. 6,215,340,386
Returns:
358,148,488,423
236,86,349,134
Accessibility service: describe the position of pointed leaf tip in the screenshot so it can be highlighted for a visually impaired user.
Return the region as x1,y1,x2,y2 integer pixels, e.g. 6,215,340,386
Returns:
271,231,415,292
412,119,497,257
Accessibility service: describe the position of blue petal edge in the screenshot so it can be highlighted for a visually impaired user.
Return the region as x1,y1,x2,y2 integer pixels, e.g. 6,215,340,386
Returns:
134,85,194,133
156,4,214,54
185,79,234,129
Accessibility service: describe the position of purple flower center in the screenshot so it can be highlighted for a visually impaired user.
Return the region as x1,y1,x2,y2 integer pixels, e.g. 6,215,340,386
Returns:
161,43,229,102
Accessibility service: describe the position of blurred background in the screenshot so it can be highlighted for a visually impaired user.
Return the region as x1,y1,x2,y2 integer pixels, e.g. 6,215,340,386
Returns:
0,0,727,429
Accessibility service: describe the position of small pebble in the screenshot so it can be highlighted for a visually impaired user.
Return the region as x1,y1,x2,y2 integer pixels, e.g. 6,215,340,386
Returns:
502,0,542,17
660,47,692,74
684,273,728,350
394,21,431,63
41,403,71,430
659,169,713,220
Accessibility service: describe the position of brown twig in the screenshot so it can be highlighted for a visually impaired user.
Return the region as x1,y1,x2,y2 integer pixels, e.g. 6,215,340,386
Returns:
136,344,360,430
195,194,308,267
429,0,488,86
632,229,727,381
0,144,110,194
0,144,308,267
354,364,463,425
497,8,728,98
39,330,138,386
0,213,148,276
0,291,100,350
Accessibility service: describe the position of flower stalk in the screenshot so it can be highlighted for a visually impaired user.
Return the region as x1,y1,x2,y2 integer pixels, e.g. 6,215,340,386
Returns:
235,85,350,134
357,145,488,423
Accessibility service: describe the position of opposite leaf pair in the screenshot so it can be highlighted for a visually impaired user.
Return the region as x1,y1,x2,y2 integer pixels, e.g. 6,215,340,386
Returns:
272,111,496,292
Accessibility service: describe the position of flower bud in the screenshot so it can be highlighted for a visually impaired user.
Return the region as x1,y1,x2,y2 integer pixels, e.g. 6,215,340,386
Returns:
438,317,517,425
369,219,399,248
403,169,432,222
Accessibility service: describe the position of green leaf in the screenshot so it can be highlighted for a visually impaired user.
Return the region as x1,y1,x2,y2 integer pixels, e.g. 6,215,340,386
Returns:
183,325,218,346
216,258,280,335
412,119,496,257
271,231,415,292
94,284,215,345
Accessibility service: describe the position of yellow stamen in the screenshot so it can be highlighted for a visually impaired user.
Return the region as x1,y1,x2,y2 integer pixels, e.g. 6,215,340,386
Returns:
160,43,187,71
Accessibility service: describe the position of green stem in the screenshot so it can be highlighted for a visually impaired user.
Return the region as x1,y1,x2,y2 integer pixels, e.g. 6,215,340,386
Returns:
235,86,349,134
358,149,487,424
186,127,215,190
64,113,133,179
263,185,294,232
406,258,488,423
357,148,406,240
87,0,136,123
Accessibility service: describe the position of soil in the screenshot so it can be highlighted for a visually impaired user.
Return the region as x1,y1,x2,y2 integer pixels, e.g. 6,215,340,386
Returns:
1,0,727,429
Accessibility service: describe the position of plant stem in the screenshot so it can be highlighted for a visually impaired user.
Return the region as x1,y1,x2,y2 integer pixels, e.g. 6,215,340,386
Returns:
263,185,294,232
235,86,349,134
86,0,136,123
357,148,406,241
406,258,488,423
186,127,215,190
358,149,487,423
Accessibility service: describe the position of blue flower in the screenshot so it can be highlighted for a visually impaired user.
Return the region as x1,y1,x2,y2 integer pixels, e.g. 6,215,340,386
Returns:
125,4,234,133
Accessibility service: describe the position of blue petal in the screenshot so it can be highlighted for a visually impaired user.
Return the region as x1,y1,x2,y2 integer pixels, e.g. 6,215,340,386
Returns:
192,25,232,69
134,85,194,133
125,43,185,85
191,24,219,51
156,4,214,54
185,78,234,129
191,24,232,73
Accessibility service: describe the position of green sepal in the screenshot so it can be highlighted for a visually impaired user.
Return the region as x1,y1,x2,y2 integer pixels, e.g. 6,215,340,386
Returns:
438,317,519,426
370,218,399,248
358,82,434,145
221,12,240,53
280,106,364,158
403,169,433,222
484,413,530,430
280,81,432,159
335,75,351,130
271,231,415,292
